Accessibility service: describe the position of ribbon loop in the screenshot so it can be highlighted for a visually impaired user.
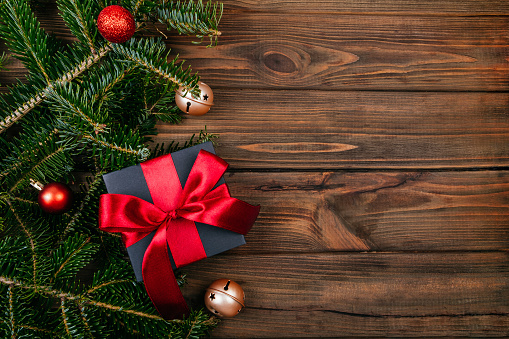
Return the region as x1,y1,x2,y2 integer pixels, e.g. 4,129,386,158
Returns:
179,150,229,206
99,149,260,320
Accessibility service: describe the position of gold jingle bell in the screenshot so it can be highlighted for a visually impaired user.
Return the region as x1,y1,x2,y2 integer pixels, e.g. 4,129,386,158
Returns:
204,279,245,318
175,81,214,116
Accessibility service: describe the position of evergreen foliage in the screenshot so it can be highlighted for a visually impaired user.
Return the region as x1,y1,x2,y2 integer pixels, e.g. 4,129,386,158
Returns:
0,0,222,337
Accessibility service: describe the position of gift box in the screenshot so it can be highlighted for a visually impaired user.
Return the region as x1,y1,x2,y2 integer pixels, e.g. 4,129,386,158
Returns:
102,142,247,281
99,142,260,319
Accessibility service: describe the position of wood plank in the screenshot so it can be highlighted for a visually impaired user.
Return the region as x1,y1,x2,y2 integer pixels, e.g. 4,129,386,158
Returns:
155,90,509,169
166,13,509,91
219,171,509,252
221,0,509,15
180,252,509,337
0,11,507,92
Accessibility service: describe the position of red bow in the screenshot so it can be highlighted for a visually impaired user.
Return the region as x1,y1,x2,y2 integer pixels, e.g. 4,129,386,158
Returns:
98,150,260,319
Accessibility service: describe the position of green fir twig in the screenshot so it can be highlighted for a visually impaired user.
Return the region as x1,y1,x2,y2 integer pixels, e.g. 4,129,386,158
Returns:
0,0,223,336
157,0,223,47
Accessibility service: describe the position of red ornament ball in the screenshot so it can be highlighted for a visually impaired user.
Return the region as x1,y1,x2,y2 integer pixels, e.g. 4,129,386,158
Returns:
38,182,73,214
97,5,135,43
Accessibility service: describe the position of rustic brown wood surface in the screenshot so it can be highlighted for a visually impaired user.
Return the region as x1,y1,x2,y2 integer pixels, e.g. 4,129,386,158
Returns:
223,171,509,252
173,2,509,336
2,0,508,337
170,2,509,336
155,91,509,169
181,252,509,337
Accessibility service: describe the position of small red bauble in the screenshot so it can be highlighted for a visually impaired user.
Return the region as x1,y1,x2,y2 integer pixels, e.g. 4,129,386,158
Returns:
38,182,73,214
97,5,135,43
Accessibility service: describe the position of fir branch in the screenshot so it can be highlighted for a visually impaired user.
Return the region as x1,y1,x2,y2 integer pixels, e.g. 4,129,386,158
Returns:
59,173,103,242
92,64,137,103
132,0,146,16
0,120,74,198
172,309,219,338
0,0,224,335
87,255,134,288
86,279,132,295
0,276,178,323
144,75,174,112
8,146,67,193
0,128,59,180
97,235,121,268
5,201,37,286
7,285,15,339
53,44,111,86
55,44,111,85
150,127,218,158
9,196,37,205
77,305,94,339
0,52,9,73
19,325,56,335
81,134,150,161
45,84,104,133
0,45,111,134
186,316,199,339
112,38,199,95
0,276,74,300
88,300,167,321
57,0,99,52
51,237,92,283
139,72,182,124
0,88,45,133
0,51,8,65
0,0,53,82
116,320,141,336
156,0,223,47
60,297,72,337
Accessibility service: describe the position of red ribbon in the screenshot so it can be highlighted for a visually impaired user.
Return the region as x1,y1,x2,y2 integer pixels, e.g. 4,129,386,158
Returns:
98,150,260,319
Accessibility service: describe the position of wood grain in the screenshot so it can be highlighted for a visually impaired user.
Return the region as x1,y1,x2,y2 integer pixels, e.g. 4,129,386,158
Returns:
165,13,509,91
1,10,508,92
220,0,509,15
180,252,509,337
220,171,509,252
154,90,509,169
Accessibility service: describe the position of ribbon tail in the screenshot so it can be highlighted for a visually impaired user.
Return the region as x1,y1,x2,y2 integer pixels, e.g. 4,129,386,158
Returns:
142,222,189,319
167,218,207,268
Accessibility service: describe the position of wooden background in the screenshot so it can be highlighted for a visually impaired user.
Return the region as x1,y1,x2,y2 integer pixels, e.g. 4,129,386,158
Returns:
172,1,509,337
3,0,509,337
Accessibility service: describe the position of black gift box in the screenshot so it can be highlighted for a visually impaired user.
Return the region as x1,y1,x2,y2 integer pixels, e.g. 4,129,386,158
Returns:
103,142,245,281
